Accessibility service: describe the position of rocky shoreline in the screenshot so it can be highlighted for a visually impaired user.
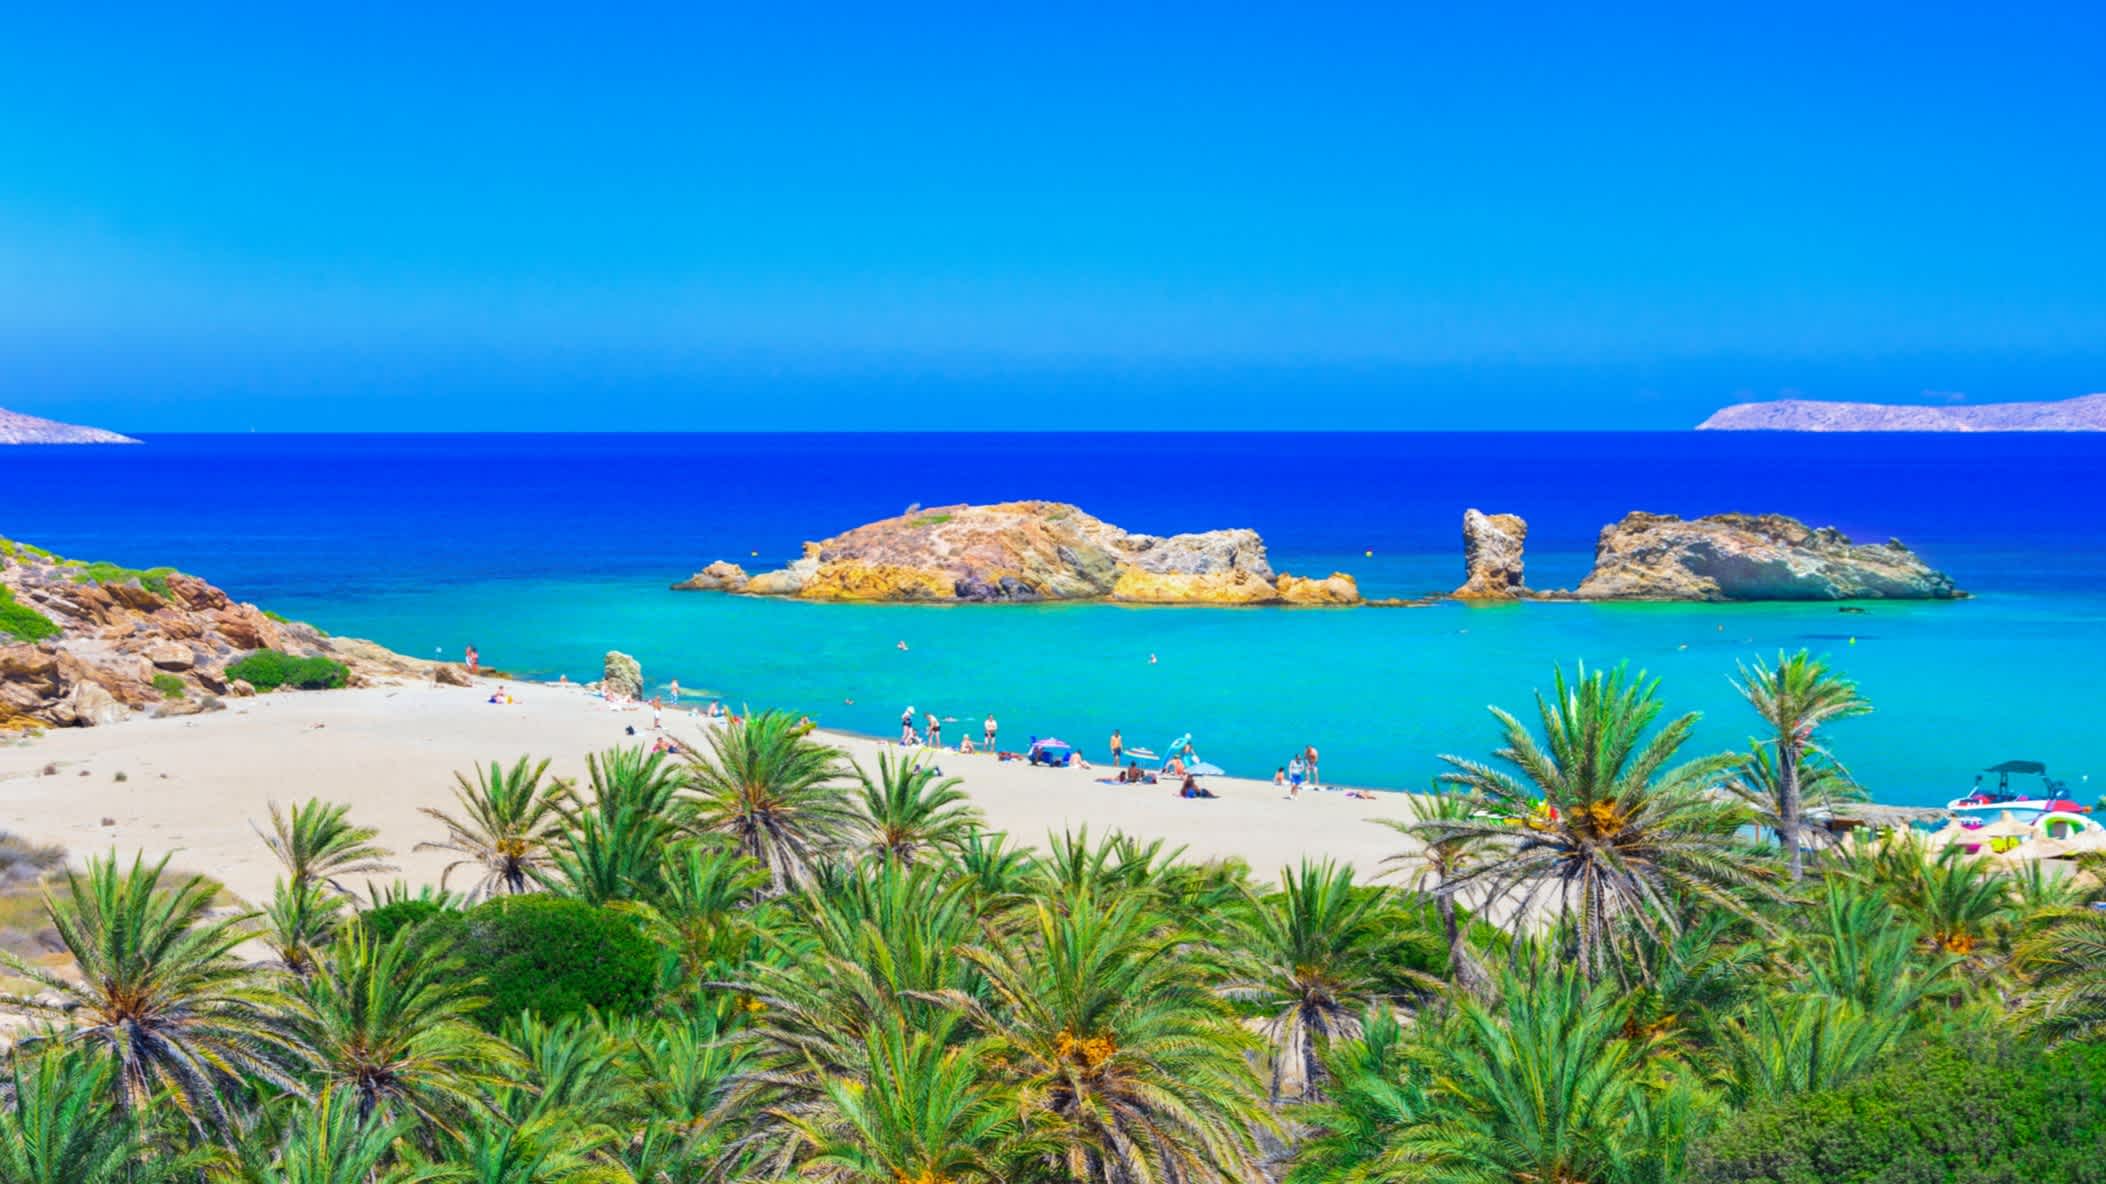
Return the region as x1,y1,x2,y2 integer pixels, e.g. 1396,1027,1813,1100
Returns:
1,536,457,730
680,501,1964,607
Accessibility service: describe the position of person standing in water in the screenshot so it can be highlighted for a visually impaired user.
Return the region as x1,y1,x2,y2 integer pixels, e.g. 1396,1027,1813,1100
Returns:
901,706,917,745
984,713,998,751
1305,744,1321,789
1109,729,1123,765
668,678,680,700
928,712,943,749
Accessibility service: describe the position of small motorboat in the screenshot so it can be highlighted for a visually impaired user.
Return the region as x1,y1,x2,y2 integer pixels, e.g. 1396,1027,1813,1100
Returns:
1947,760,2090,822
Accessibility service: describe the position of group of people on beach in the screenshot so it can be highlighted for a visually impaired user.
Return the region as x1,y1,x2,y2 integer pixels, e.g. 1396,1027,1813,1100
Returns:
1274,745,1322,797
899,707,1000,754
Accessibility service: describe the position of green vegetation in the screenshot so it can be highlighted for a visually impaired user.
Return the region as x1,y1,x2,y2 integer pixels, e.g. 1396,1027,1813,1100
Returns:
66,560,178,601
150,672,185,699
452,896,659,1026
0,586,59,642
262,608,290,623
908,511,954,527
0,676,2099,1182
225,649,349,690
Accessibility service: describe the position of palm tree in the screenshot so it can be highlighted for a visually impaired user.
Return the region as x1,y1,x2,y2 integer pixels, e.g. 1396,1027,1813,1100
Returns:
638,843,773,982
0,852,302,1127
226,1092,442,1184
1379,788,1492,995
1283,1008,1427,1184
1379,962,1662,1184
1221,859,1400,1103
542,745,692,904
846,750,982,865
0,1044,208,1184
2018,910,2106,1044
416,757,574,900
1794,881,1958,1016
1709,992,1906,1107
948,886,1272,1183
264,874,347,977
1425,664,1778,981
256,799,395,893
682,711,851,894
1733,650,1871,881
291,923,518,1136
780,1016,1030,1183
1725,742,1864,865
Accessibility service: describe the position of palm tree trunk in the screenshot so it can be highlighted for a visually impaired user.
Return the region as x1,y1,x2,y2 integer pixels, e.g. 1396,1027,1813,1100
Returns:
1437,893,1489,997
1779,742,1803,882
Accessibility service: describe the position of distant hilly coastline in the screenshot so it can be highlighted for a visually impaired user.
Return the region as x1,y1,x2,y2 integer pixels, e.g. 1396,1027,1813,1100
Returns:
0,407,139,445
1698,392,2106,432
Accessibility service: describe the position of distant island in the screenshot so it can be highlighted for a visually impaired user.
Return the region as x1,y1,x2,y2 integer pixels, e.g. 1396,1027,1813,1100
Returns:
0,407,139,444
1697,392,2106,432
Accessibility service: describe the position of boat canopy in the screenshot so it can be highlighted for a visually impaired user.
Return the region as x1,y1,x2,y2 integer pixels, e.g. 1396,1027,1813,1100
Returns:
1983,760,2048,775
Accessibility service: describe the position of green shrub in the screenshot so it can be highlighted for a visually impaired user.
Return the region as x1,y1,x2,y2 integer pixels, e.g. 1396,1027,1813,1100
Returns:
452,895,659,1029
67,561,177,600
0,587,59,642
358,899,457,945
1689,1030,2106,1184
225,650,348,691
150,673,186,700
909,512,954,527
262,609,289,623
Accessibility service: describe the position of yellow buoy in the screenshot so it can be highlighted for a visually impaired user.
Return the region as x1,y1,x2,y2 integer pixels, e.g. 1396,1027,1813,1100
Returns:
1364,550,1373,557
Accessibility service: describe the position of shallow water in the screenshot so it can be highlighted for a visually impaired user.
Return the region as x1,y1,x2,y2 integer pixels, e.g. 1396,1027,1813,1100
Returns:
9,432,2104,806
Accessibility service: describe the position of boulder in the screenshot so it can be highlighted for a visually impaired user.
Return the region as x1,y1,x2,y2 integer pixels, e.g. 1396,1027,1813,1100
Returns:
603,651,644,700
66,681,128,727
230,679,256,697
711,502,1305,605
144,641,195,672
432,663,473,687
1277,572,1362,605
1454,510,1529,599
671,560,750,592
1573,512,1964,601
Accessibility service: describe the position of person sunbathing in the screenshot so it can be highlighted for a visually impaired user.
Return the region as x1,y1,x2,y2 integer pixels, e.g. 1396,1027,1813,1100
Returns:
1178,774,1217,799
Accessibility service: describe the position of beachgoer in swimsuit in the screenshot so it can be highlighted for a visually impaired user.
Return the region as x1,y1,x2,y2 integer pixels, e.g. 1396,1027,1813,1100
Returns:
668,679,680,700
651,696,663,729
902,706,916,745
1305,745,1320,788
928,713,942,748
984,714,997,748
465,644,479,674
1109,729,1122,764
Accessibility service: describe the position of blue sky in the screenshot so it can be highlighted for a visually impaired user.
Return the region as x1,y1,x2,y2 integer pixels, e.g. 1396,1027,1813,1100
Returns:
3,2,2103,430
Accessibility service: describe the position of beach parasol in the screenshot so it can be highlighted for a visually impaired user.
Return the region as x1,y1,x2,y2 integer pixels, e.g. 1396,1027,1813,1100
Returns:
1186,761,1226,777
1124,747,1160,762
1927,820,1979,850
1974,812,2037,841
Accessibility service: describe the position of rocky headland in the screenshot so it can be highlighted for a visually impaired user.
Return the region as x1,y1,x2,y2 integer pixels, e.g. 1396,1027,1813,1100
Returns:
0,408,139,445
1,536,452,730
1698,393,2106,432
1570,512,1963,601
674,501,1361,606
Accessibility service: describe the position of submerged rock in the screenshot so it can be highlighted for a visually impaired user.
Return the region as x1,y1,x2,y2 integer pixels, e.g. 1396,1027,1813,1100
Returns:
1573,512,1963,601
684,501,1331,605
1454,509,1529,599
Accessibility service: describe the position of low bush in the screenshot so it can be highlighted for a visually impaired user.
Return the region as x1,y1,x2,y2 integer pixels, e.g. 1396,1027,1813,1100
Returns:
150,673,186,699
225,650,348,691
0,587,59,642
453,895,660,1028
1688,1030,2106,1184
358,899,456,944
67,561,177,600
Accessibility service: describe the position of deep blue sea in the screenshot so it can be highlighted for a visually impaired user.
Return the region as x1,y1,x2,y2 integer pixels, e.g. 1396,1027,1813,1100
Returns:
8,433,2104,808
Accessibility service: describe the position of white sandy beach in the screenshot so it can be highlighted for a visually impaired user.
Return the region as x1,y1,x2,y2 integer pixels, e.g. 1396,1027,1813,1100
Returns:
0,680,1424,904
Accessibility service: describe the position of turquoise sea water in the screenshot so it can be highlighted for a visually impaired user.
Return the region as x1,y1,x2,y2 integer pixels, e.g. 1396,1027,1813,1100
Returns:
8,433,2104,807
